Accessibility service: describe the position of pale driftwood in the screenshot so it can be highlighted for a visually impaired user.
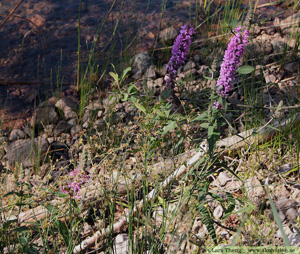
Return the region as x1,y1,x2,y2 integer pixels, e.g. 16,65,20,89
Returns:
16,113,299,242
72,113,300,253
72,140,209,253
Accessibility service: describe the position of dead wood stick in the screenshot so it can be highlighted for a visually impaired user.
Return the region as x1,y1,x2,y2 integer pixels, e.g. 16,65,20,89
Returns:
16,114,299,229
72,113,300,253
72,141,209,253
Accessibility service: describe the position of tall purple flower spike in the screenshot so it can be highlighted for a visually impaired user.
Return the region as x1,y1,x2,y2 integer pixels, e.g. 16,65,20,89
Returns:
166,25,195,90
216,26,249,97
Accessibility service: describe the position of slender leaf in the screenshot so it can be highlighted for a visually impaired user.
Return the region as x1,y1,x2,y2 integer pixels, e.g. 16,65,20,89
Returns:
237,65,254,75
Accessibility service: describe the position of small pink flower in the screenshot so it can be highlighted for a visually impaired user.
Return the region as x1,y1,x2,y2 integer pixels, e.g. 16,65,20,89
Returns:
213,101,224,109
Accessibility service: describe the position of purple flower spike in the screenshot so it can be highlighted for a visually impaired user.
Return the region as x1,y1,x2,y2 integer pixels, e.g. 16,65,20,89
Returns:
216,26,249,97
213,101,224,109
166,25,195,90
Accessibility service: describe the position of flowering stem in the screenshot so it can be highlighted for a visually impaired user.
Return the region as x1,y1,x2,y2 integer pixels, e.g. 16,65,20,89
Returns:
165,25,195,110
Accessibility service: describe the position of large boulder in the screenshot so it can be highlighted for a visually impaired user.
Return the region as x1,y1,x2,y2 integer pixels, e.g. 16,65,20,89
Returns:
5,137,49,168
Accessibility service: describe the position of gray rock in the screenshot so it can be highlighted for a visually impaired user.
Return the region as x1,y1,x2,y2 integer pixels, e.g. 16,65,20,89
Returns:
114,234,129,254
158,64,168,76
245,176,266,209
23,124,33,137
276,197,298,213
153,207,164,225
246,36,273,57
44,124,55,137
276,226,293,238
286,208,298,221
64,107,77,120
213,205,224,220
283,62,299,73
147,77,164,91
273,40,290,54
102,97,117,113
67,118,77,126
131,52,151,77
289,233,300,246
278,163,292,174
274,185,290,199
217,172,232,187
30,106,59,128
55,96,78,112
281,27,300,36
159,27,178,43
9,129,26,141
70,125,81,136
183,61,196,72
5,137,49,168
194,54,201,63
54,120,71,136
144,65,157,79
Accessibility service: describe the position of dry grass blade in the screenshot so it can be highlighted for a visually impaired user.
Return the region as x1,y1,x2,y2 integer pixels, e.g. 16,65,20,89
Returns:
0,0,23,30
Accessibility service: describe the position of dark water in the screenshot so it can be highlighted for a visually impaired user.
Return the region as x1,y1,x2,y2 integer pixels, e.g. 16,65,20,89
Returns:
0,0,194,83
0,0,292,129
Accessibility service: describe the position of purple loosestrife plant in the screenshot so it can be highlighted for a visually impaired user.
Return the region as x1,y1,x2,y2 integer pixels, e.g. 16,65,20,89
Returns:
165,25,195,107
216,26,249,98
62,168,90,199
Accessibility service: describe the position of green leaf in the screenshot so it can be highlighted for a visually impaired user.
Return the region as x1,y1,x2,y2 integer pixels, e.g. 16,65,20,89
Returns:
161,121,177,135
4,191,27,198
109,72,119,83
121,93,128,102
199,203,217,244
132,101,146,114
161,89,171,100
19,236,28,247
223,192,236,219
200,122,209,128
54,219,70,246
208,125,220,158
174,137,184,150
127,84,139,94
230,19,239,29
121,67,131,81
156,110,166,118
203,75,213,80
11,226,29,233
24,246,39,254
237,65,254,75
44,204,58,215
192,112,208,122
54,191,69,198
2,219,17,231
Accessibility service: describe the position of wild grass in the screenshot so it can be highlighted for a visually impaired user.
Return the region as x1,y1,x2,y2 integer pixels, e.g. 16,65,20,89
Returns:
0,0,300,253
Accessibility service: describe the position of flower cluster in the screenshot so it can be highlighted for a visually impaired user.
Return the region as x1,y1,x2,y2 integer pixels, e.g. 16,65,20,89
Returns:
213,101,224,109
62,168,90,199
166,25,195,89
216,26,249,97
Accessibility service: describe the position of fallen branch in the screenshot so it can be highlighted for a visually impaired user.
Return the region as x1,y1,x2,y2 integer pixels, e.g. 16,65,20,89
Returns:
72,113,300,253
14,113,299,250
